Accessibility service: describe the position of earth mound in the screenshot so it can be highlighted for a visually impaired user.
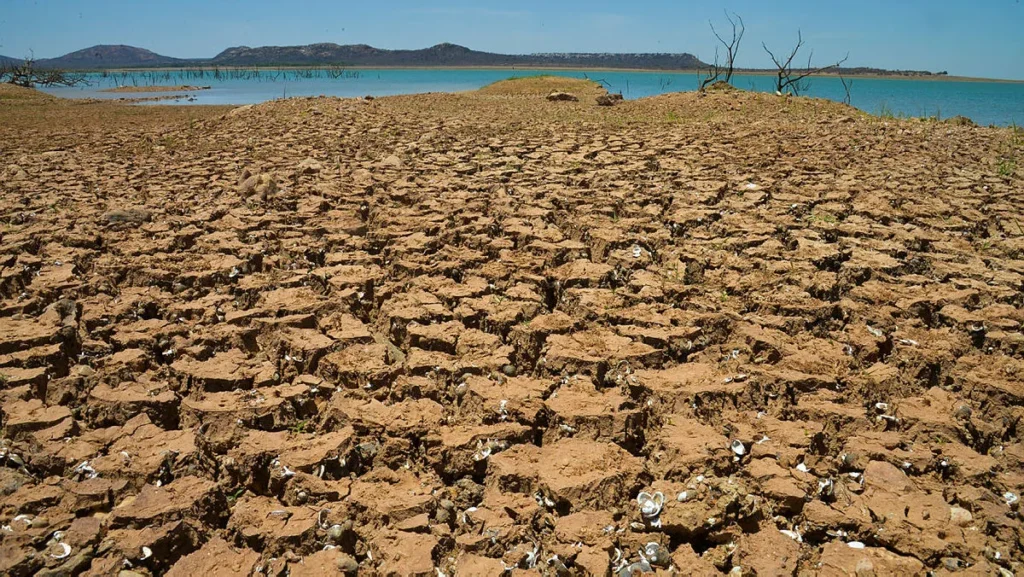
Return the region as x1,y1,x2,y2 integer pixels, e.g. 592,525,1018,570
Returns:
477,75,609,100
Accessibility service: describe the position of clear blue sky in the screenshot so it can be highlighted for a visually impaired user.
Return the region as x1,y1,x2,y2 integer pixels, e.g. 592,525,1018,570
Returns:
2,0,1022,79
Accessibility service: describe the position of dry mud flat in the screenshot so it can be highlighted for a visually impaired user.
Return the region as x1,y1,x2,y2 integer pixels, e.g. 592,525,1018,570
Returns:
0,78,1023,575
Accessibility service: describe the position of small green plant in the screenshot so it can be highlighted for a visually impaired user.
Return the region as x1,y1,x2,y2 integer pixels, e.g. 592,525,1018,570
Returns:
999,158,1017,177
227,487,247,502
290,420,309,434
807,212,838,224
665,110,680,123
997,122,1021,178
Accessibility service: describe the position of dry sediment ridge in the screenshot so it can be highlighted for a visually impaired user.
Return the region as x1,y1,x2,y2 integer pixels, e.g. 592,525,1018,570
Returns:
0,77,1023,575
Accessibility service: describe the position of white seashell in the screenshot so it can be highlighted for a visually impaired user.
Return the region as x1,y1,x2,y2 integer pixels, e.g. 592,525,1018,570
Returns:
847,541,866,549
637,491,665,519
51,542,72,559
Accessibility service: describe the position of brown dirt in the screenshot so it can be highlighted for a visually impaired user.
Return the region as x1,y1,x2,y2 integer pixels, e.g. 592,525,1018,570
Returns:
0,79,1023,576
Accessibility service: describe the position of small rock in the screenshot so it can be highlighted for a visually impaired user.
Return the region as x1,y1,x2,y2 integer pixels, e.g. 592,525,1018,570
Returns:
854,558,875,577
941,557,964,571
336,553,359,575
238,173,277,199
298,158,322,174
949,506,973,527
596,93,623,106
101,207,151,225
546,91,578,102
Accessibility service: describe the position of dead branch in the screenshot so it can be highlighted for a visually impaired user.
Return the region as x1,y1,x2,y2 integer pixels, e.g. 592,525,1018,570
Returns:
0,55,88,88
700,11,745,90
763,30,848,96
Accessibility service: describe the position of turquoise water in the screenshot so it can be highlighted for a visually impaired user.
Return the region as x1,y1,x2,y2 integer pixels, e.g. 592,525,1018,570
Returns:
41,68,1024,126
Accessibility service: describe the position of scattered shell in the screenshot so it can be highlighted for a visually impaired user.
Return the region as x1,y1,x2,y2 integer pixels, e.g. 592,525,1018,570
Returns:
730,440,746,456
1004,492,1019,506
13,514,33,526
780,529,802,542
51,542,72,559
73,460,99,480
643,542,668,566
796,463,809,473
524,543,540,569
847,541,866,549
140,546,153,560
637,491,665,519
866,325,884,337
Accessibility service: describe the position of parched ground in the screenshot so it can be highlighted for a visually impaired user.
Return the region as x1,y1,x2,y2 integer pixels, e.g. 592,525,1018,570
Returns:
1,77,1023,576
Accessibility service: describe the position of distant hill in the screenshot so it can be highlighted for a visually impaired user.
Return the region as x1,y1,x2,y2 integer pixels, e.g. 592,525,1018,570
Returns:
211,42,706,70
0,54,20,67
24,42,704,71
36,45,188,69
19,43,944,76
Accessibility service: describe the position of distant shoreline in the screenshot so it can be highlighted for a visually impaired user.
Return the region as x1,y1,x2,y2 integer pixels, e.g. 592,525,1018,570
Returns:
84,66,1024,84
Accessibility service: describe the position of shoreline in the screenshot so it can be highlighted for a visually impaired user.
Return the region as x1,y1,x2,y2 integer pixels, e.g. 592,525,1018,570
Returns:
99,85,211,93
80,65,1024,84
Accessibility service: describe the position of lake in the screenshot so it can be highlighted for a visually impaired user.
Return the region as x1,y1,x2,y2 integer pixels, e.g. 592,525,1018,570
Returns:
41,68,1024,126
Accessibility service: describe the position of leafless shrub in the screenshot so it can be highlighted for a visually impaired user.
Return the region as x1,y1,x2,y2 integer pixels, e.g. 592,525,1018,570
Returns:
700,11,745,90
762,30,848,96
838,71,853,105
0,55,87,88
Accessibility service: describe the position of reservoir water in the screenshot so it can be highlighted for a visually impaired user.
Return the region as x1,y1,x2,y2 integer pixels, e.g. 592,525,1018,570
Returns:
40,68,1024,126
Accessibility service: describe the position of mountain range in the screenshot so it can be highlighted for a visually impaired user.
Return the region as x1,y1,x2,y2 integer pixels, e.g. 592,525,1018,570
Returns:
0,43,705,71
0,43,944,76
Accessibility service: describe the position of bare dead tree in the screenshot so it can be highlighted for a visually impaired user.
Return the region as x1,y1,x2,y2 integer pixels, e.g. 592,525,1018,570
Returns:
838,70,853,105
762,30,848,96
0,54,87,88
699,46,722,90
700,11,745,90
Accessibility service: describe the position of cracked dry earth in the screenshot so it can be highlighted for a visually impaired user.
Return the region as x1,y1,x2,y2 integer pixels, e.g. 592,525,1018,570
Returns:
1,77,1023,576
